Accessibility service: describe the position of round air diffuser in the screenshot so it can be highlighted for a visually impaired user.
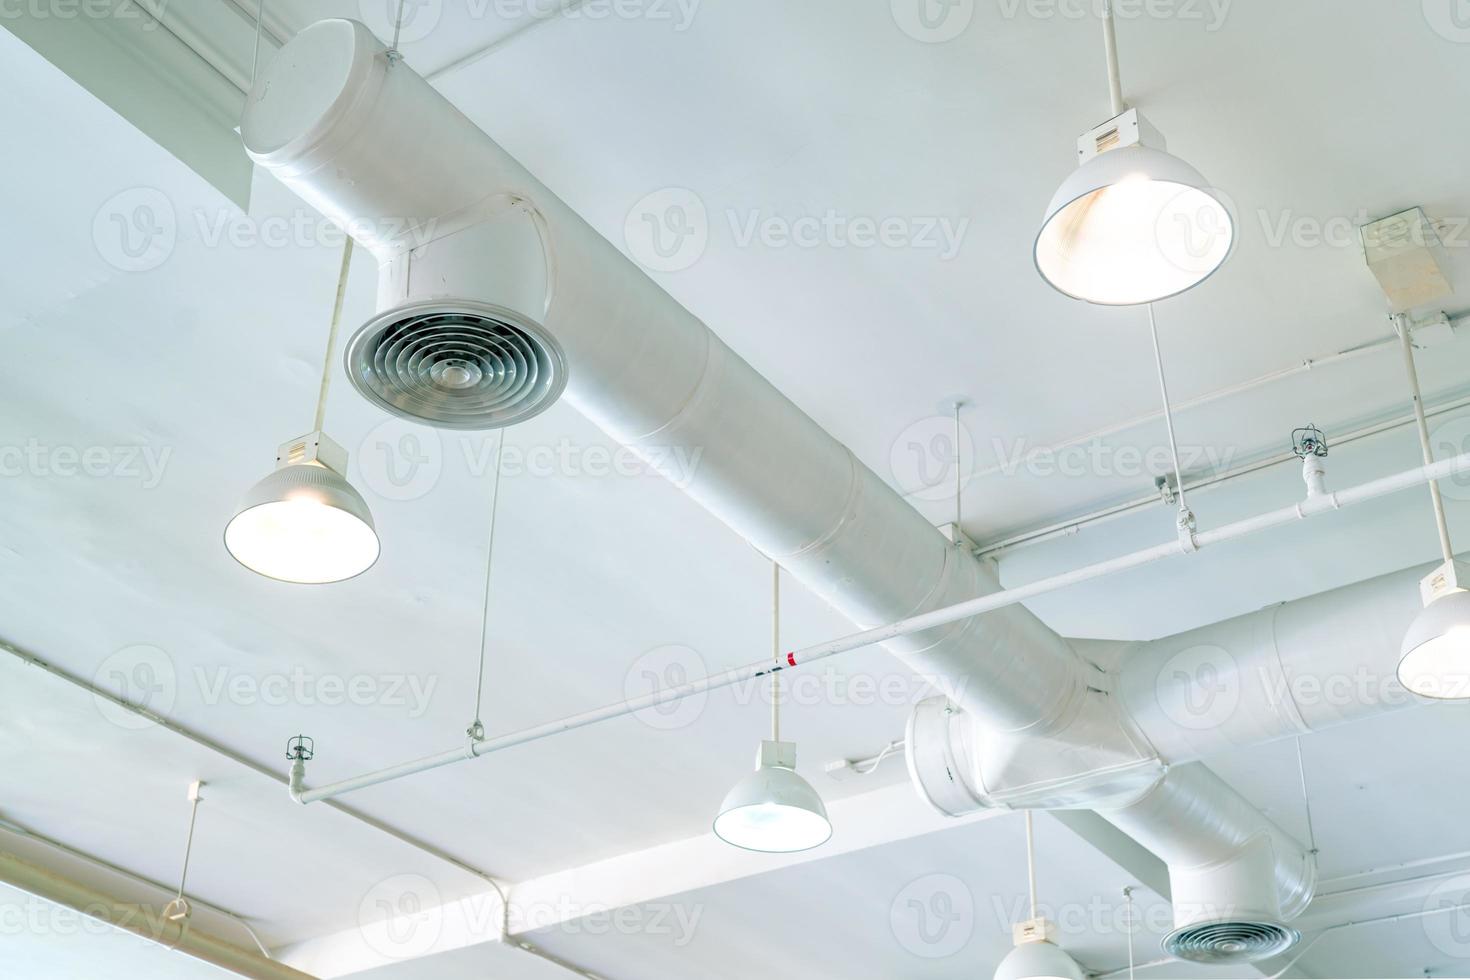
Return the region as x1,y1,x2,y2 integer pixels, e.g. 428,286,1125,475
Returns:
346,300,567,430
1164,919,1299,964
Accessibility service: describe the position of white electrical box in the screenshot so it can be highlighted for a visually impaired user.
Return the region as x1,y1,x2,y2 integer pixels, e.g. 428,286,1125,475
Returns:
276,431,349,474
1419,560,1470,607
1076,107,1165,163
1361,207,1453,313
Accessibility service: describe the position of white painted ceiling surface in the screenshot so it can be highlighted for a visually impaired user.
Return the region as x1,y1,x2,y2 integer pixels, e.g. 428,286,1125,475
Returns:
517,814,1252,980
4,1,1470,977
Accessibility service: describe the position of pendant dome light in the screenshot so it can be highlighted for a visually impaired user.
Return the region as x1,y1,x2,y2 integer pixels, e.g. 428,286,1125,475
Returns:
714,563,832,853
1394,315,1470,700
993,812,1087,980
1035,1,1232,306
225,242,381,584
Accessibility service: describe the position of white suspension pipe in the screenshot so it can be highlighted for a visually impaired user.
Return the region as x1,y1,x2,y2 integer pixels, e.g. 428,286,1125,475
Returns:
289,449,1470,805
1398,315,1457,564
1102,0,1126,116
0,849,313,980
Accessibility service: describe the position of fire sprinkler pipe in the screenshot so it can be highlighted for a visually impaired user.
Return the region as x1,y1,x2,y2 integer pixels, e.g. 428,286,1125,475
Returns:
287,447,1470,805
240,25,1421,951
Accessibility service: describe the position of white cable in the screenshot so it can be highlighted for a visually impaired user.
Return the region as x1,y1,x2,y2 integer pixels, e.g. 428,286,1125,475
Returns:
1294,738,1320,856
848,739,904,775
312,240,354,433
1397,314,1456,564
1123,886,1136,980
390,0,408,56
1024,810,1038,921
249,0,265,89
953,400,964,532
169,784,205,922
470,431,508,736
771,562,781,744
1147,304,1193,527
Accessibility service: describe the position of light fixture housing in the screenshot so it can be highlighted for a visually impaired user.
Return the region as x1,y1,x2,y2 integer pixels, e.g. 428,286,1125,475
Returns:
224,432,380,585
1036,109,1233,306
714,740,832,853
1398,561,1470,700
993,920,1087,980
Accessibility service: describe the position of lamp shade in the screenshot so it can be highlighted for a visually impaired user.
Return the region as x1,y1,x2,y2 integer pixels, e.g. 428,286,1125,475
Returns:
1398,589,1470,700
992,940,1088,980
1036,144,1233,306
224,463,380,584
714,744,831,853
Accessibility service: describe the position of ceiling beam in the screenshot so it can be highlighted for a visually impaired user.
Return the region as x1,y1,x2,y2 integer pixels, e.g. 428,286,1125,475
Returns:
0,848,312,980
279,781,1002,976
1049,809,1172,900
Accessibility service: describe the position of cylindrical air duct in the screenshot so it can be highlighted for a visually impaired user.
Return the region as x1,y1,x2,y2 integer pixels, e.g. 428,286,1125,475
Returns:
1117,559,1429,762
240,16,1085,738
242,22,1315,960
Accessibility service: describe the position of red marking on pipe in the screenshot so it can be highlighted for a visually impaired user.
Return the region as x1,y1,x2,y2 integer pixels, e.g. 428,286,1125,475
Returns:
787,652,797,667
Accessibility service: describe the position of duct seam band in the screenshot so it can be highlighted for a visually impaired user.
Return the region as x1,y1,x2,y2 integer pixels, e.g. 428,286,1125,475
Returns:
775,448,866,563
623,323,716,446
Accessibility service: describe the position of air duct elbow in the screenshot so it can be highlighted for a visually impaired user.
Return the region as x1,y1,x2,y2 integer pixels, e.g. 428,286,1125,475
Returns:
288,757,308,806
1098,763,1316,964
906,702,1316,965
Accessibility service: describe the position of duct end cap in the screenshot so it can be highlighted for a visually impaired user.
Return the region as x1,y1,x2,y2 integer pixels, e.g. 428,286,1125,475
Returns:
242,19,380,163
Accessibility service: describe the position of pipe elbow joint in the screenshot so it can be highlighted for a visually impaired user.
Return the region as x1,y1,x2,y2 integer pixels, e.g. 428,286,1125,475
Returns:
288,758,309,806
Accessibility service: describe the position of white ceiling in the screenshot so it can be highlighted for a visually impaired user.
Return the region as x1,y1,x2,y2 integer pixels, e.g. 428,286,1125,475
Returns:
3,1,1470,978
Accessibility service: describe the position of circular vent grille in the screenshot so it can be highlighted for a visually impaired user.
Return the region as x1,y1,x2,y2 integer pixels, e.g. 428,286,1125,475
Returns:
1165,920,1300,964
346,301,567,430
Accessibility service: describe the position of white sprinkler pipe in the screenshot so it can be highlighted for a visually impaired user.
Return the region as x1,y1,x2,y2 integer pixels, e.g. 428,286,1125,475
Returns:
289,449,1470,805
